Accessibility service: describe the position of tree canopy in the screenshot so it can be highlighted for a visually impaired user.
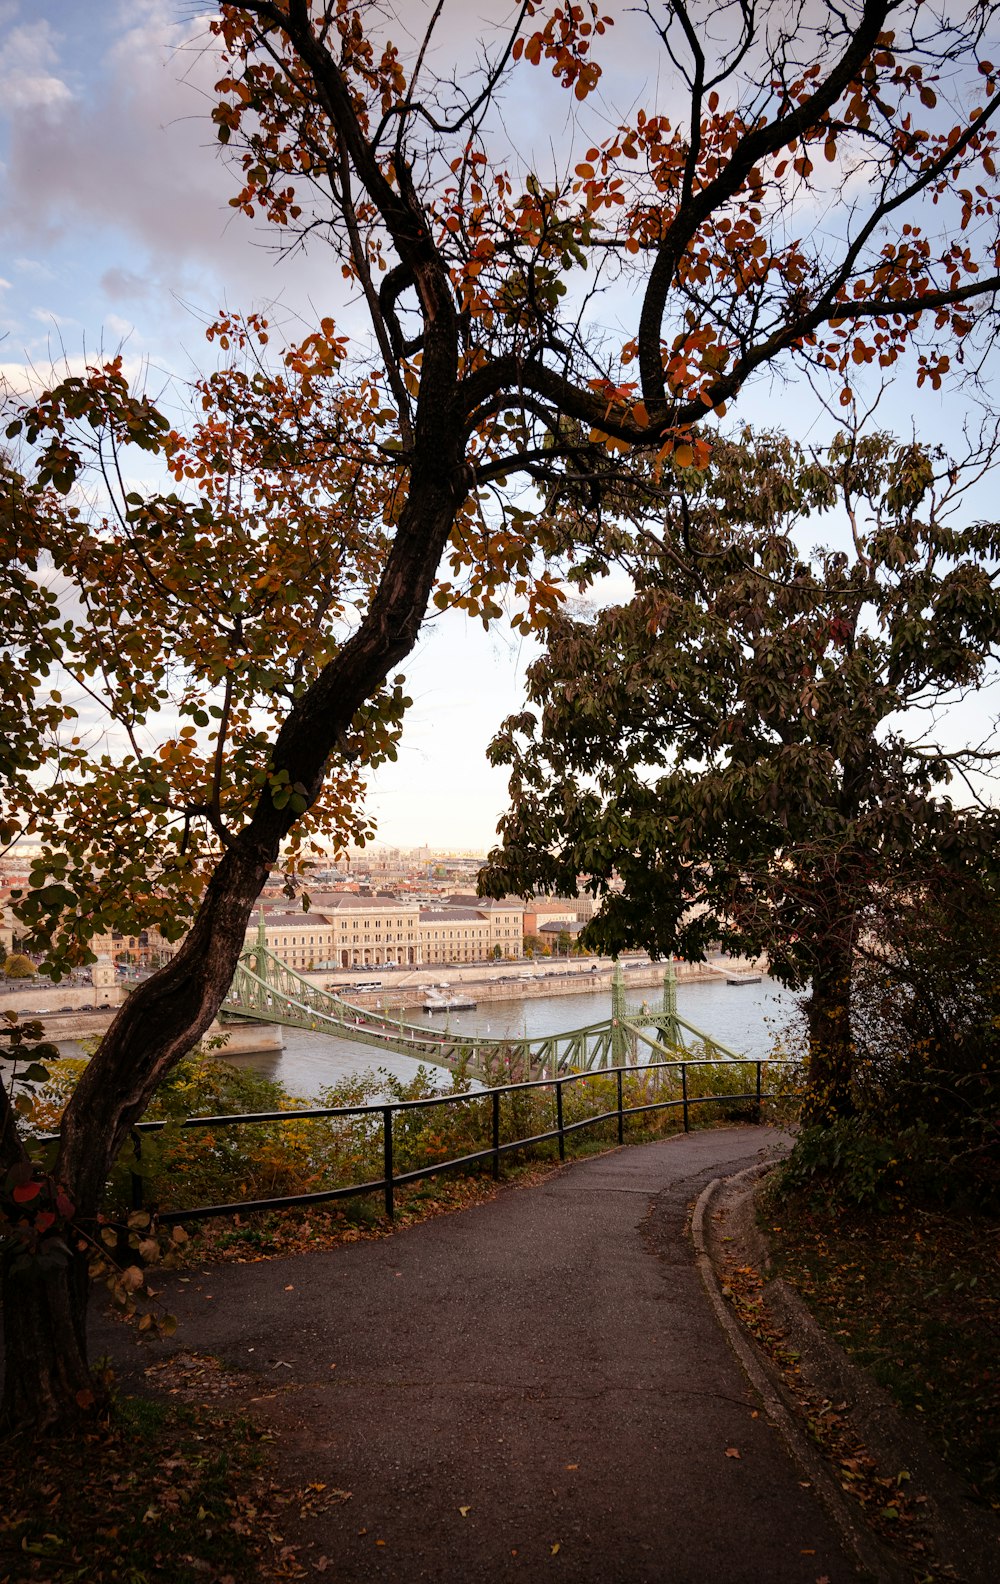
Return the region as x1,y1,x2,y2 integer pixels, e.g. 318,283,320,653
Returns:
480,428,1000,1115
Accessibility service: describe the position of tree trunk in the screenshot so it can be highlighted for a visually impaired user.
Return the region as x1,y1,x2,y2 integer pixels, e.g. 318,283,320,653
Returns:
2,101,469,1432
1,1241,93,1436
803,937,856,1123
2,462,468,1434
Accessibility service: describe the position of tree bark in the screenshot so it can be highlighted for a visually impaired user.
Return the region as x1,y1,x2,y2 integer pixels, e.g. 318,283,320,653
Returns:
1,1242,93,1436
3,444,467,1433
803,932,857,1123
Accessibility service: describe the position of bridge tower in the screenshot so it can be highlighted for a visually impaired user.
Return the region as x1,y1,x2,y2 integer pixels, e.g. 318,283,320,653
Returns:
611,959,628,1066
661,960,680,1047
254,909,267,976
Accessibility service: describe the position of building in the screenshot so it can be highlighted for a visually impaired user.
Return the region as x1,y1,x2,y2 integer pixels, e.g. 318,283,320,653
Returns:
87,925,180,967
245,891,524,969
257,893,421,970
522,897,583,938
418,897,523,965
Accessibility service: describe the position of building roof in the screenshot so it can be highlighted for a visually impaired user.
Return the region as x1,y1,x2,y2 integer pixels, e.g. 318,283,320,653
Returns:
420,907,489,923
444,893,524,911
310,893,418,913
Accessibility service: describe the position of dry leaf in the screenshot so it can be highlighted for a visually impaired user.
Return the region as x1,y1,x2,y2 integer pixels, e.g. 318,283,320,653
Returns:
725,1447,741,1459
459,1506,471,1518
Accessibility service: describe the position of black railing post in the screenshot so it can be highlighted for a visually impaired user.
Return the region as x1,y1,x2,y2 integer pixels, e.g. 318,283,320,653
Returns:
130,1129,143,1213
682,1064,690,1132
492,1089,500,1180
556,1079,565,1161
616,1067,624,1144
755,1060,763,1123
382,1105,394,1220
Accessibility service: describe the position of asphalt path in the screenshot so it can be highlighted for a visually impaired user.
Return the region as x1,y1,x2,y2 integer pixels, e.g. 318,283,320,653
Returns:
98,1128,862,1583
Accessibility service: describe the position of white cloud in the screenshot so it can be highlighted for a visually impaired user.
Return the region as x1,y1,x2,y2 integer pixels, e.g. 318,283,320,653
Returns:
0,20,72,112
104,312,136,340
0,351,146,398
31,306,78,327
14,257,56,280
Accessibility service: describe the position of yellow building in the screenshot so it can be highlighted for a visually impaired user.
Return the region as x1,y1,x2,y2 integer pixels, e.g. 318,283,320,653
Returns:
246,892,524,969
88,925,180,967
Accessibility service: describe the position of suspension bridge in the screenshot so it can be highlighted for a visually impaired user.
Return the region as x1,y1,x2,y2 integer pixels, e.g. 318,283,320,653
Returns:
219,921,745,1083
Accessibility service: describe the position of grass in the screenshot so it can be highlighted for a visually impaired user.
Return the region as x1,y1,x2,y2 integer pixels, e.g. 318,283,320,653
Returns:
759,1188,1000,1509
1,1389,287,1584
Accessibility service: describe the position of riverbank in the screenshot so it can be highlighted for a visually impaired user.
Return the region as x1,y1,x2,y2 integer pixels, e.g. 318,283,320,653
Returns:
319,954,754,1010
21,954,766,1063
35,1009,285,1053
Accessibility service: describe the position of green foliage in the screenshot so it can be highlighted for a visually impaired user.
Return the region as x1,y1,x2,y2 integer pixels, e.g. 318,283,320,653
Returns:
21,1050,791,1221
482,427,1000,1120
2,326,415,978
779,1110,998,1215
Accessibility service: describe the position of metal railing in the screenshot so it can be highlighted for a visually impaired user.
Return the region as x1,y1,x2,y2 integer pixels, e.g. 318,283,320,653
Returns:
122,1058,800,1225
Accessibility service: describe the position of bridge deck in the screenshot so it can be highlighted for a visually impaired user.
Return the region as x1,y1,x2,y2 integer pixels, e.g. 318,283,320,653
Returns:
220,945,743,1081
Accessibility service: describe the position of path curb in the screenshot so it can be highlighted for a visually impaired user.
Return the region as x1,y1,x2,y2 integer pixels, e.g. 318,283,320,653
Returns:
693,1165,1000,1584
692,1167,906,1584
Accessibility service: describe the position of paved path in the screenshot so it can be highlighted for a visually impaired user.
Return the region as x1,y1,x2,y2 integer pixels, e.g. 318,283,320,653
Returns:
100,1128,862,1583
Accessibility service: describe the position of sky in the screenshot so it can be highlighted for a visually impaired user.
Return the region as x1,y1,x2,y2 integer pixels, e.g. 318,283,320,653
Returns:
3,1,999,852
1,0,557,851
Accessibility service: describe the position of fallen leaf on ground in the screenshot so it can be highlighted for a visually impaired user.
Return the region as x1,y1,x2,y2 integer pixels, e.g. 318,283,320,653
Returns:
725,1447,741,1459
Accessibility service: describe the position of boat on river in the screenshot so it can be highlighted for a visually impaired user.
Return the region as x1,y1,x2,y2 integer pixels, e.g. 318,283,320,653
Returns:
423,992,478,1012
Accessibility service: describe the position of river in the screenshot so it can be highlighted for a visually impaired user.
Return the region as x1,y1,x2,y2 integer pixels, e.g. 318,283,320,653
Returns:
219,974,806,1100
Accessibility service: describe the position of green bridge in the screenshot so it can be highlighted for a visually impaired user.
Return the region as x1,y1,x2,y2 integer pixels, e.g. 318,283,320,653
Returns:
220,925,744,1083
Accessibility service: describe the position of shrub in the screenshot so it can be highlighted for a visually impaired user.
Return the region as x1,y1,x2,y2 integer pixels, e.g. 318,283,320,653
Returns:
778,1112,999,1215
3,953,36,979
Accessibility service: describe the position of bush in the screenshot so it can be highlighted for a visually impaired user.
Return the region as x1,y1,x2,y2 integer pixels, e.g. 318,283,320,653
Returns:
3,952,36,979
23,1048,798,1223
778,1111,999,1215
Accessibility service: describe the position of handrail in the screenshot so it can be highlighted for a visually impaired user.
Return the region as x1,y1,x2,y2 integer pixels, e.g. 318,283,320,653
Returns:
100,1057,801,1225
